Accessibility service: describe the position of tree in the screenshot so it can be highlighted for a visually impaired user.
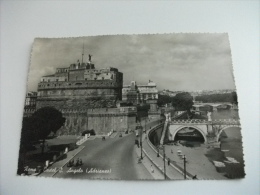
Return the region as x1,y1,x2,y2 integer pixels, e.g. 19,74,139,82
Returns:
31,107,65,154
17,117,38,174
196,92,238,103
172,92,193,114
157,94,172,107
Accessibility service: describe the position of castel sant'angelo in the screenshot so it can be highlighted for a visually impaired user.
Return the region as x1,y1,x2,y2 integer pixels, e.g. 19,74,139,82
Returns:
27,54,160,135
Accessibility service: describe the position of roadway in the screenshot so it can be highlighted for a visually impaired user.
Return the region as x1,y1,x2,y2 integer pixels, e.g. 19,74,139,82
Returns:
53,133,153,180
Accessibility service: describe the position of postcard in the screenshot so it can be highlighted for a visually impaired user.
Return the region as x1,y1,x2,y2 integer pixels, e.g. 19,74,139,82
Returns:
17,34,244,180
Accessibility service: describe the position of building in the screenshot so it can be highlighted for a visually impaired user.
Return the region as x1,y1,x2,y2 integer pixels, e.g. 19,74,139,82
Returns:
24,91,37,117
37,59,123,110
32,56,137,135
122,80,158,105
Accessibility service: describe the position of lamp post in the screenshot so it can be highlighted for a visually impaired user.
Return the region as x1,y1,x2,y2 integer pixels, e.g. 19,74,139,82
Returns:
139,125,143,160
163,145,166,180
183,155,187,180
144,117,147,134
157,145,167,179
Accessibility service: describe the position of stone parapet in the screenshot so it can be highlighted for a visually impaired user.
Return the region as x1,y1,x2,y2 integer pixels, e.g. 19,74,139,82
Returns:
170,119,240,125
38,80,122,90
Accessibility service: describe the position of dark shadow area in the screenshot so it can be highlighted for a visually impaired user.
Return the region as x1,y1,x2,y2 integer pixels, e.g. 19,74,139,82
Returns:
149,126,163,146
174,128,205,143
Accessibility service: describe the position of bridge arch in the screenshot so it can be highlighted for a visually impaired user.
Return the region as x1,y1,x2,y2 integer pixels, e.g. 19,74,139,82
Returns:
171,125,207,143
216,125,241,141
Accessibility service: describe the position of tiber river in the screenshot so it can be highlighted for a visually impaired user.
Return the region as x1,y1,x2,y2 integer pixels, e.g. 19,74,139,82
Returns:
150,109,245,178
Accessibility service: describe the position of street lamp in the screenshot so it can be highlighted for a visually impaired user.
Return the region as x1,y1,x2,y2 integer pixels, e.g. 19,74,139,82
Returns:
183,155,187,180
144,117,147,134
157,144,167,179
163,145,166,179
139,125,143,160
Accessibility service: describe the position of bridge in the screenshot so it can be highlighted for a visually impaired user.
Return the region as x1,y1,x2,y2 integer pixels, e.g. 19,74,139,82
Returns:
192,102,237,112
164,116,240,147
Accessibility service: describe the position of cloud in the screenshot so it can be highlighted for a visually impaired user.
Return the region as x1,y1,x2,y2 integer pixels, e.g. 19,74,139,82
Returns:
27,34,235,92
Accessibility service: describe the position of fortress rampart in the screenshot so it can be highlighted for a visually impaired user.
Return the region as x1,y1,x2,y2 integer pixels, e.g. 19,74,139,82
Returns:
33,58,135,135
57,107,137,135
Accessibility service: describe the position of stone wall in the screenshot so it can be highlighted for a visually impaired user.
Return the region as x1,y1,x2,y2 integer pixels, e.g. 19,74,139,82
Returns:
58,112,88,135
87,107,137,134
87,114,136,135
36,97,118,110
55,107,137,135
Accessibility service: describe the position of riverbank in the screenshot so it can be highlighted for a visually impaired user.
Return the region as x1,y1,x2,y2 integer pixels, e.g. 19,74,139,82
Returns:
164,143,227,179
218,127,245,178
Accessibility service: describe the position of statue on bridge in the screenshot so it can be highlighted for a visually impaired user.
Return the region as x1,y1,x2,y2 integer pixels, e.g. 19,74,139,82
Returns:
207,111,212,122
88,54,92,62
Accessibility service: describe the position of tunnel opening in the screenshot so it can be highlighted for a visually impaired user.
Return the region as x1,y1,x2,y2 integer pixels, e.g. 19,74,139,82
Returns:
174,127,205,147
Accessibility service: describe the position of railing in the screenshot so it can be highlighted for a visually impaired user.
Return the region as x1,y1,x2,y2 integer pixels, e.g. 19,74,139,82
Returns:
170,119,240,125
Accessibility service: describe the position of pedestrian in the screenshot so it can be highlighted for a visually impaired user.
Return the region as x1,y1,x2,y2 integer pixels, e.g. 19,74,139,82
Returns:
171,149,173,154
168,158,170,166
150,165,154,173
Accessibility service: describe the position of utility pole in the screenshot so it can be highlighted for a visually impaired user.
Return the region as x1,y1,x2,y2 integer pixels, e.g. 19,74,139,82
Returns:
157,146,160,157
183,155,187,180
163,145,166,179
140,125,143,159
144,117,146,134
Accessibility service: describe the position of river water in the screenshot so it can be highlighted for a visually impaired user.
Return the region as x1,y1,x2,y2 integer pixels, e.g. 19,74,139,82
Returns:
211,109,240,120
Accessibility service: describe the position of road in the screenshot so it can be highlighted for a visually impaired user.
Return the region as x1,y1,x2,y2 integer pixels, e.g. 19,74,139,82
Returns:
53,133,153,180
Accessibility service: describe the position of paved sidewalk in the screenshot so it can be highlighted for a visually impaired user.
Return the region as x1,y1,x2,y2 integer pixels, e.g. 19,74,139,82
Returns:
135,143,164,180
38,145,85,177
142,132,184,180
134,121,185,180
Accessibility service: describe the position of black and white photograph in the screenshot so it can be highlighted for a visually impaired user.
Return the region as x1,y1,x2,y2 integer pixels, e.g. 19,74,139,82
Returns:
17,34,245,180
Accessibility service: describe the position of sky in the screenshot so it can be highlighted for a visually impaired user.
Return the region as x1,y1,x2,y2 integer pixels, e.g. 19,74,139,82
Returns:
28,33,236,92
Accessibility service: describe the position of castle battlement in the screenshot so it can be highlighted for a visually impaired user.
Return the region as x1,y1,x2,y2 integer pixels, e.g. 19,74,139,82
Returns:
38,80,122,90
88,107,136,114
